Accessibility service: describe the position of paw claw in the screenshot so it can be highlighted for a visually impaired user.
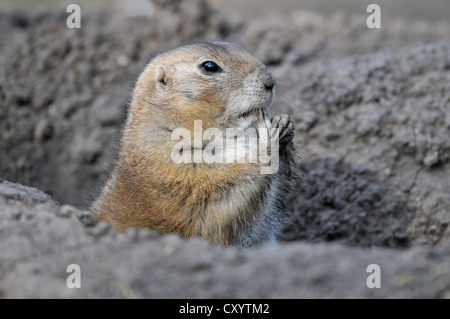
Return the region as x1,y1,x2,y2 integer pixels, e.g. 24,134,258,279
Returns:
271,113,294,144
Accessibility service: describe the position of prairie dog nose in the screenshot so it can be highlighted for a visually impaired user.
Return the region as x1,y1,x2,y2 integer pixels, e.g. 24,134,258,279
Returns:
262,72,275,91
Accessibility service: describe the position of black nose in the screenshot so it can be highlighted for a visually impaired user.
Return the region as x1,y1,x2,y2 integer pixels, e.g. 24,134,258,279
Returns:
263,73,275,91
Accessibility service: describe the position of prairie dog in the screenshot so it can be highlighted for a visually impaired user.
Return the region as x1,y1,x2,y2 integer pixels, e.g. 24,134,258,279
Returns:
92,40,298,247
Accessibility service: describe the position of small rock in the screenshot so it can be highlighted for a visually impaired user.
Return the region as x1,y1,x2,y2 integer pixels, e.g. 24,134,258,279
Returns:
34,119,54,142
57,204,78,218
423,151,439,168
116,54,130,67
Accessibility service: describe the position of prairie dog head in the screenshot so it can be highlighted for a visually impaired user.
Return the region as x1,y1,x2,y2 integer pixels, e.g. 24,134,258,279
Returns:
130,40,276,132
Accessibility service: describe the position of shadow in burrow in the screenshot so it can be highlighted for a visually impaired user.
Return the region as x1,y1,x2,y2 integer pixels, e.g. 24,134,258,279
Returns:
279,158,414,248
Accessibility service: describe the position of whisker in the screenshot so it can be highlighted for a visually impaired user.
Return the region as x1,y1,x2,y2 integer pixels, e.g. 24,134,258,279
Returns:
275,93,294,104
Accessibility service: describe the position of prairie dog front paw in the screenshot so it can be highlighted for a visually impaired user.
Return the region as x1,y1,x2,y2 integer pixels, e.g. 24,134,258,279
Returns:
271,113,294,145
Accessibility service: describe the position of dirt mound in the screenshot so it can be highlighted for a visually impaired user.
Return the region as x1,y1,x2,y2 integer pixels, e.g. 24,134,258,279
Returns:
1,179,449,298
275,41,450,245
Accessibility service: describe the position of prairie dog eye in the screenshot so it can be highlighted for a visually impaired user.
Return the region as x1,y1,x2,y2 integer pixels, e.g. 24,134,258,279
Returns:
200,61,222,74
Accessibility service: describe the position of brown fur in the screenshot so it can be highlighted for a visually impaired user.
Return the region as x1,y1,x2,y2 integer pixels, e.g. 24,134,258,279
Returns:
92,40,298,247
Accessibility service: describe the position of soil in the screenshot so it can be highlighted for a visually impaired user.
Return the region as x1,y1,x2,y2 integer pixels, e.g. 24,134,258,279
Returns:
0,0,449,298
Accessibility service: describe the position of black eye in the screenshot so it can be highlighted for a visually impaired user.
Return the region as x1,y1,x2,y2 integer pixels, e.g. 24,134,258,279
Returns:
200,61,222,74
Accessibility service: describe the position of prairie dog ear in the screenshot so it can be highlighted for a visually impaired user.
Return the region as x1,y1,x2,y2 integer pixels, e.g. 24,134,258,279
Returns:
154,66,171,91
